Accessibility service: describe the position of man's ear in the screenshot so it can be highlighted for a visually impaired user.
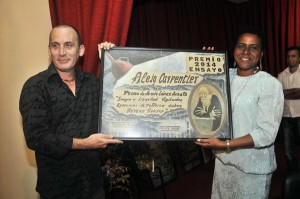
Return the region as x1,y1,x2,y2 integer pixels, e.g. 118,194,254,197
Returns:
48,47,51,57
79,45,85,56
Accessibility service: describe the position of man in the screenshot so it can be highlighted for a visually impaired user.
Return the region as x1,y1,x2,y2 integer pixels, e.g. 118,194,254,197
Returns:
19,24,122,199
193,85,222,132
278,46,300,173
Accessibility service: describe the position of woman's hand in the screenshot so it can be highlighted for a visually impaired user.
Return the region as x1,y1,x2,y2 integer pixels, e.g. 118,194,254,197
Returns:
195,137,225,150
195,134,254,150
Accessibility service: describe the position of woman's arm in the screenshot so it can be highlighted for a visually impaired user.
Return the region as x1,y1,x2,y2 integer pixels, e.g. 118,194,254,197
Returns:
195,134,254,151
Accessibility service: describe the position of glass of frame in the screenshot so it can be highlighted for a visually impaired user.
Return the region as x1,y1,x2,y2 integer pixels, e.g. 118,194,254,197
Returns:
99,47,232,140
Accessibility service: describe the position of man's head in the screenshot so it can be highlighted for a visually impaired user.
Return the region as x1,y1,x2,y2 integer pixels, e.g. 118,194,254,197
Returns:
48,25,85,73
286,46,300,68
199,86,212,106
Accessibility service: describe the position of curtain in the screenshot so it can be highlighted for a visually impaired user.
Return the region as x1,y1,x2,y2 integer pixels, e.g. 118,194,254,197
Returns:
238,0,300,76
48,0,133,76
126,0,300,77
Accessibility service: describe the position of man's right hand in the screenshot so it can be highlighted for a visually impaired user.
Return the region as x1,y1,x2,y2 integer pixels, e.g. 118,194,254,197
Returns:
72,133,123,149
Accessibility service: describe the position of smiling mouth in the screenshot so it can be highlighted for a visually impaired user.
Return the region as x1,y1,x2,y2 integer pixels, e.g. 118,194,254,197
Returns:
241,57,250,61
58,59,69,63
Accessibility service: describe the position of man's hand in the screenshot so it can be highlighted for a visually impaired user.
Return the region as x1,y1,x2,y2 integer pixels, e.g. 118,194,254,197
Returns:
194,107,207,115
72,133,123,149
98,42,116,59
210,106,221,118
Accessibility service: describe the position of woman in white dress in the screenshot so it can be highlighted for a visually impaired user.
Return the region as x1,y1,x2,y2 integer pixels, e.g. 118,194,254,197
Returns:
195,27,284,199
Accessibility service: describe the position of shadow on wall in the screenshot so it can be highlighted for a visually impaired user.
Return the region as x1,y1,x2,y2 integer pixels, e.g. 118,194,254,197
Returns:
19,117,36,167
22,167,38,199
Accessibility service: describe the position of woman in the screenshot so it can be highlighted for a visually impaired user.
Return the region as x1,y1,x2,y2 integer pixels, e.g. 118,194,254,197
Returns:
195,27,284,198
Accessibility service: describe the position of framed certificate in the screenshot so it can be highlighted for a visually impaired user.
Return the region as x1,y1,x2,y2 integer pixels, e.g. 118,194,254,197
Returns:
99,47,232,140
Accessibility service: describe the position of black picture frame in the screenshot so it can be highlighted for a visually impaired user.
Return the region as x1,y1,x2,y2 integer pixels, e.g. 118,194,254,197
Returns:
99,47,232,140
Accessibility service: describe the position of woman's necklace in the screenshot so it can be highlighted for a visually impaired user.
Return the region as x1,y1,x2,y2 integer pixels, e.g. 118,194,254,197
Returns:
230,71,252,112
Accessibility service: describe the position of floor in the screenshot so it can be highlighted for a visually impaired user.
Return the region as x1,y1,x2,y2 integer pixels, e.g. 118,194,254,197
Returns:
110,141,299,199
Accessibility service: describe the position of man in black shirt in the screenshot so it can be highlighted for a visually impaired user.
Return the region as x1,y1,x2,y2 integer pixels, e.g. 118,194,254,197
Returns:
19,24,122,199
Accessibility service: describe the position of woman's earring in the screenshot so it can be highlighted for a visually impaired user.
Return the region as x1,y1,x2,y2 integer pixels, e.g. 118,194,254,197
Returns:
233,61,236,68
259,59,263,70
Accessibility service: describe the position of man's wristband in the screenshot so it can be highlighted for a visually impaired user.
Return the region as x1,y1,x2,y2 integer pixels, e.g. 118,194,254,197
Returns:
226,140,231,153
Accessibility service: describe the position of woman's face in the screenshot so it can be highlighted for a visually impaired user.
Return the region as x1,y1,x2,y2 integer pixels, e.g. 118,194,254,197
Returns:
234,33,263,72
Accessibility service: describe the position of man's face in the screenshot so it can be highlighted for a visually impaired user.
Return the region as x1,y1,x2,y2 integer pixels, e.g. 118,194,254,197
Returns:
199,87,212,105
48,27,84,72
287,49,300,68
199,88,209,100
